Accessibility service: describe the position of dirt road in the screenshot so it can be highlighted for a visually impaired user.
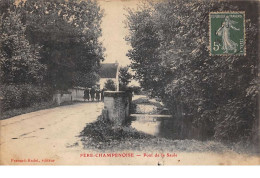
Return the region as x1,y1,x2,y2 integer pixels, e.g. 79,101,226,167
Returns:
0,101,259,165
0,102,104,165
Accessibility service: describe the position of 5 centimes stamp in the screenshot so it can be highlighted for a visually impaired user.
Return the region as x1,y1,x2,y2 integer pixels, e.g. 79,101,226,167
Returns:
209,11,245,56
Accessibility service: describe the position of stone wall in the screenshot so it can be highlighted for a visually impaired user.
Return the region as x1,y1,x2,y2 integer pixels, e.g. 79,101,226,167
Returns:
104,91,131,126
53,92,72,105
53,87,86,105
68,87,85,101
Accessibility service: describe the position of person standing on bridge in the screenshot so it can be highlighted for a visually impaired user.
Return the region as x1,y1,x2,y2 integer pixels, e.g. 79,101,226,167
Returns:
96,89,100,101
101,88,106,102
83,88,90,102
90,87,96,102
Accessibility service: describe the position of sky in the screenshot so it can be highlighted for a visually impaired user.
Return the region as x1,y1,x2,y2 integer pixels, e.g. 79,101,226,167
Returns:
99,0,138,66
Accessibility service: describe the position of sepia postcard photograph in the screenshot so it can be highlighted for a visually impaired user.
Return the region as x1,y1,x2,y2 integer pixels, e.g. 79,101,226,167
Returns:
0,0,259,165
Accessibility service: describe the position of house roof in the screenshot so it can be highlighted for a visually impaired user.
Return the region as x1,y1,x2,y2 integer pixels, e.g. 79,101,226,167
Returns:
100,63,119,78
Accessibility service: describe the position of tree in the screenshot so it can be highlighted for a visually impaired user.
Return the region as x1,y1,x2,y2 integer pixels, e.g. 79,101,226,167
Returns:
17,0,105,90
104,79,116,91
119,66,132,90
72,71,100,88
126,0,258,142
0,9,46,85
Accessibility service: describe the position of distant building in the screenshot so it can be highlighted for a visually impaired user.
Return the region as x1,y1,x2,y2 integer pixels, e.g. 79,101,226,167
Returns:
98,62,119,91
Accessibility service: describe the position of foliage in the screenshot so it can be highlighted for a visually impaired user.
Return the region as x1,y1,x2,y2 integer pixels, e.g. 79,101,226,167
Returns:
0,0,105,113
119,66,132,90
72,71,100,88
0,7,46,85
0,99,56,120
126,0,258,142
104,79,116,91
0,84,53,112
17,0,105,89
80,114,230,153
129,86,142,95
81,116,152,143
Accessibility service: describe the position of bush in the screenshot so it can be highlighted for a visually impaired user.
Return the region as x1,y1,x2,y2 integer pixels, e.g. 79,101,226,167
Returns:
104,79,116,91
131,86,142,95
0,84,53,111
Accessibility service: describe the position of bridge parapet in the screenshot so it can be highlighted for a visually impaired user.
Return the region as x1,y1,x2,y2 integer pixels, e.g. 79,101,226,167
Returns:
104,91,131,126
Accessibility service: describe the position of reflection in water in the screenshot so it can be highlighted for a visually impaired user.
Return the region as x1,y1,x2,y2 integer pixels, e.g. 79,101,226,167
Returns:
131,116,178,139
131,116,160,136
130,104,179,140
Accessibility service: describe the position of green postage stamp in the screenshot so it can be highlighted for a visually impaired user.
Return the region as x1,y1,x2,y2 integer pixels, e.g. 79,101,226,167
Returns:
209,11,245,56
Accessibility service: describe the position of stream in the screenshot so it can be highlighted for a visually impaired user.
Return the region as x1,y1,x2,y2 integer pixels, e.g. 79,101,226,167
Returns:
130,103,179,139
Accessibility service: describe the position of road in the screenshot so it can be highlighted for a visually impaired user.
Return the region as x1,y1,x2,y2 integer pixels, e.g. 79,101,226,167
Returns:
0,102,104,165
0,101,259,165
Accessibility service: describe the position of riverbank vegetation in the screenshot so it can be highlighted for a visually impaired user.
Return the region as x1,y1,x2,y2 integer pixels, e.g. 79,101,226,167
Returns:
80,113,231,153
125,0,259,147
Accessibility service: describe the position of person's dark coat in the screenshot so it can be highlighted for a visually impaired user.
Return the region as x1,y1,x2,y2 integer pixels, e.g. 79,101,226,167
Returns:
90,88,95,101
84,89,90,101
96,89,100,101
101,89,105,101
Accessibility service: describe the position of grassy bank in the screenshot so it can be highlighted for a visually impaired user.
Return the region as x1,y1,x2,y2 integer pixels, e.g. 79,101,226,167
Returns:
0,100,75,120
80,116,232,153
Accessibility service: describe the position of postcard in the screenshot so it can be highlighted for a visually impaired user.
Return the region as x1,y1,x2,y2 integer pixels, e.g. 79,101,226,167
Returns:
0,0,259,165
